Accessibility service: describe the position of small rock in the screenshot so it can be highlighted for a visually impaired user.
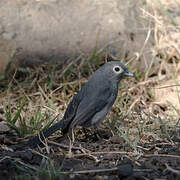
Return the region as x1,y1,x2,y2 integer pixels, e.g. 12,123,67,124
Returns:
0,122,10,133
117,164,133,177
19,149,33,161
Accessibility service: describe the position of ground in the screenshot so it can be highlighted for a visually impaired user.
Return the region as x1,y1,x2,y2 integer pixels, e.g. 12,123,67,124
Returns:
0,126,180,179
0,0,180,179
0,60,180,179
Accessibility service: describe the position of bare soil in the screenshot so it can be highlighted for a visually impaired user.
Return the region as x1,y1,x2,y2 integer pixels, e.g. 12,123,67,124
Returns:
1,123,180,180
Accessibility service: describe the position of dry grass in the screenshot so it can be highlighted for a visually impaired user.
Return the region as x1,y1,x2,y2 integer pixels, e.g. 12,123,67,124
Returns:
146,0,180,59
0,0,180,179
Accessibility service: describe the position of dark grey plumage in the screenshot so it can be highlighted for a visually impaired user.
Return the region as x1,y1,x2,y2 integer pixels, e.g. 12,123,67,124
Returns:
28,61,134,148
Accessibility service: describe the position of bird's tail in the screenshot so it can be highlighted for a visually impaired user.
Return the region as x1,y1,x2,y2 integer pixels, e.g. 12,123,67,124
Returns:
28,117,64,148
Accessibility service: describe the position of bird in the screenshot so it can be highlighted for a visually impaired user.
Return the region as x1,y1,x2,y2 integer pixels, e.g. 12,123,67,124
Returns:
28,61,134,148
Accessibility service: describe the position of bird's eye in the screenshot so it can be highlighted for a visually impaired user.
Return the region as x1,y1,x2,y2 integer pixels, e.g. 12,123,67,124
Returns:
113,66,122,73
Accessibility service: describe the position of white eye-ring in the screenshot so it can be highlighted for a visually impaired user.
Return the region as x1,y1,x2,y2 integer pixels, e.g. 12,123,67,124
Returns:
113,66,122,73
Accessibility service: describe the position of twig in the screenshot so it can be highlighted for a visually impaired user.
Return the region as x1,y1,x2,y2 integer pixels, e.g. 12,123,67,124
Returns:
61,166,151,175
51,79,87,94
0,156,37,171
165,163,180,175
47,140,90,153
154,85,180,89
61,166,120,174
30,149,49,159
55,150,180,160
80,146,100,163
59,55,82,78
56,151,137,158
15,159,37,171
144,154,180,159
0,156,11,163
49,139,100,162
126,97,140,114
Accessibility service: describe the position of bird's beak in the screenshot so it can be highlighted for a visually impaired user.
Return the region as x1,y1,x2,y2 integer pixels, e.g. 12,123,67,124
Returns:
124,72,135,77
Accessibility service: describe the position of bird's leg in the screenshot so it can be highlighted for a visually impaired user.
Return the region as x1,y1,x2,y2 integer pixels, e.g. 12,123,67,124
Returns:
68,126,75,142
71,128,75,143
67,135,73,157
67,128,74,157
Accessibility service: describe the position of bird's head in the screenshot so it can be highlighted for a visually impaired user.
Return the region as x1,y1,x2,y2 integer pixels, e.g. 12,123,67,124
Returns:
100,61,135,83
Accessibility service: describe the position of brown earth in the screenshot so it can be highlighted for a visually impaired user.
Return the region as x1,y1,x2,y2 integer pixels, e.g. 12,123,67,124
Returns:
0,127,180,179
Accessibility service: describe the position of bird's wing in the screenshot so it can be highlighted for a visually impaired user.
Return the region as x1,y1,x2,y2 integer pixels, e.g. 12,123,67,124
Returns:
60,91,84,133
70,86,113,129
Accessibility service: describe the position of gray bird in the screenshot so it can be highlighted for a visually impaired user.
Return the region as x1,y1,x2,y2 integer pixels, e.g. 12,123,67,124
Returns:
29,61,134,148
